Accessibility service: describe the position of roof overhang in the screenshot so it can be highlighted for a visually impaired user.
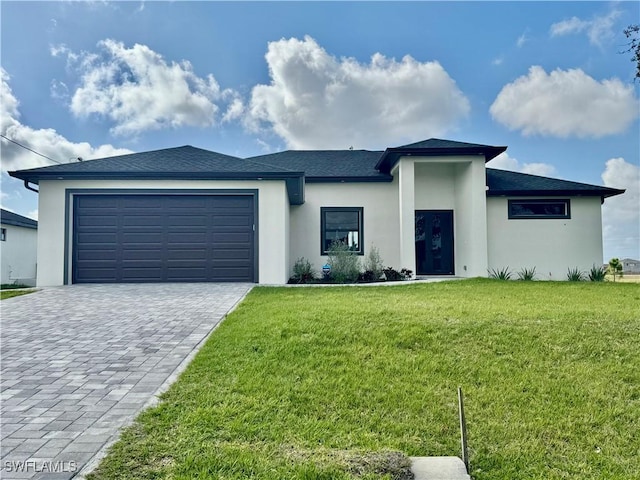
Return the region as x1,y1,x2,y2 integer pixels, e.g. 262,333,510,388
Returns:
486,188,625,201
8,170,307,205
375,145,507,174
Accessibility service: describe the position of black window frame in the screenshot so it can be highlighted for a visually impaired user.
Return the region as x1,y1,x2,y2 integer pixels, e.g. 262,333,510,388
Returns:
0,228,5,241
320,207,364,255
508,199,571,219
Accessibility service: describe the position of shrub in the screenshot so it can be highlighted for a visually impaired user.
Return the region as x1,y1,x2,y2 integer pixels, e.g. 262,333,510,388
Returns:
358,270,379,283
566,267,585,282
607,258,624,282
588,264,607,282
289,257,315,284
327,241,361,284
517,267,537,281
363,244,384,281
383,267,412,281
488,267,513,280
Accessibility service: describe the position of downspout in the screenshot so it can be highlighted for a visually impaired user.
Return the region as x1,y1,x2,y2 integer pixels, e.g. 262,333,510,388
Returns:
24,180,39,193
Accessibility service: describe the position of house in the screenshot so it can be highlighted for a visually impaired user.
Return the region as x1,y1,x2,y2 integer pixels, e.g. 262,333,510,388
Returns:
8,138,624,286
621,259,640,274
1,209,38,286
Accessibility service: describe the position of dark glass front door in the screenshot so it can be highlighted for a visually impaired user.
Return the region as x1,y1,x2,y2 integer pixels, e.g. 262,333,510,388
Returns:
415,210,454,275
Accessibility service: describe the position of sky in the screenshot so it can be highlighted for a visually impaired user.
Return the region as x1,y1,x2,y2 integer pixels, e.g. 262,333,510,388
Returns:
1,1,638,261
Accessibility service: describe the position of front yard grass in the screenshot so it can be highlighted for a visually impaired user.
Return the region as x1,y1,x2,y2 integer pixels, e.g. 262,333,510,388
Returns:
88,279,639,480
0,289,36,300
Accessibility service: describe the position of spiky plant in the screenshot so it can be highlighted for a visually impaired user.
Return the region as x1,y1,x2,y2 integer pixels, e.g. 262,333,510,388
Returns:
488,267,513,280
566,267,585,282
517,267,537,281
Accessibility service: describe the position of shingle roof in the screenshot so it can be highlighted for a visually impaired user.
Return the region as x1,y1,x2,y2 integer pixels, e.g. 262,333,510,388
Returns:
246,150,391,181
376,138,507,172
10,146,297,177
397,138,503,150
486,168,624,199
8,146,306,205
1,209,37,229
8,142,623,201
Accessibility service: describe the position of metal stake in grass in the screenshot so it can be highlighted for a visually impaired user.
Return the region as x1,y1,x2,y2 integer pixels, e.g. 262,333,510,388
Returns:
458,386,469,473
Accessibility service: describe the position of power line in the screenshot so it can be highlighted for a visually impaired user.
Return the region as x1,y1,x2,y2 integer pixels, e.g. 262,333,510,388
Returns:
0,134,63,164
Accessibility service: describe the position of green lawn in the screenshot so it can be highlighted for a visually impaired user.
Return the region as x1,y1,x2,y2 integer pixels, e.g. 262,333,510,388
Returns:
88,279,639,480
0,289,36,300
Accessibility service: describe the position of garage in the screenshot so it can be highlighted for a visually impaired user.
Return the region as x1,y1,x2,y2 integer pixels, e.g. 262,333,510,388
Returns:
72,194,256,283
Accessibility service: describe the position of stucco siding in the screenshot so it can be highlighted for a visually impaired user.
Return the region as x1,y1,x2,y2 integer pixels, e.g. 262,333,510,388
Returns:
289,181,401,278
36,179,289,286
487,196,603,280
412,156,488,277
1,223,37,285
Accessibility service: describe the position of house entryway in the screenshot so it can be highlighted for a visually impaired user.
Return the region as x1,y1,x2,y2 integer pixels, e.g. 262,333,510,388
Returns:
415,210,454,275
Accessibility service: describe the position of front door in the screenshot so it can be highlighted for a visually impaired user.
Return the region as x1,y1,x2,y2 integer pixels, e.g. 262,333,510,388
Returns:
415,210,454,275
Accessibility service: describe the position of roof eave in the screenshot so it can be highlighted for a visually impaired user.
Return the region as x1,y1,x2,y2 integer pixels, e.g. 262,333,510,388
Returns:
9,170,307,205
305,175,393,183
375,145,507,173
486,188,625,199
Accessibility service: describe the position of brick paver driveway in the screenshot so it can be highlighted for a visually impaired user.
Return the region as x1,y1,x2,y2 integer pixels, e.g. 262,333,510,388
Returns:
1,283,252,479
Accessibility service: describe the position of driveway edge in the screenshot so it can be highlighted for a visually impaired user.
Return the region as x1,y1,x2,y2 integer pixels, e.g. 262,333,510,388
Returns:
74,286,253,479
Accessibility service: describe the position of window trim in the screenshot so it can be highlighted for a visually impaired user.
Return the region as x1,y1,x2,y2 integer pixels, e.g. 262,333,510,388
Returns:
320,207,364,255
508,199,571,219
1,228,6,241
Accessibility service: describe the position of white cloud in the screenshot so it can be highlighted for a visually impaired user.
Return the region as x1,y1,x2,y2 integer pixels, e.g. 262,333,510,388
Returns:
601,158,640,260
516,33,528,48
246,36,470,149
1,68,131,171
490,66,638,138
489,152,557,177
58,40,238,136
492,56,504,66
550,10,621,47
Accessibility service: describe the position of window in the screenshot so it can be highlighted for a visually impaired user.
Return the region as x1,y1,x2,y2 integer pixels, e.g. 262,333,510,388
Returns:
321,207,363,255
508,199,570,219
0,228,5,241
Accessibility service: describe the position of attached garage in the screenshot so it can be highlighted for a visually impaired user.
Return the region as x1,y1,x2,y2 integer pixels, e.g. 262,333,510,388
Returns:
72,193,256,283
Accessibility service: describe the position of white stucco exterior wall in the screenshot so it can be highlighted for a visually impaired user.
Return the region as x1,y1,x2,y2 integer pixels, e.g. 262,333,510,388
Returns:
288,181,401,278
36,179,290,286
1,223,38,285
487,196,604,280
412,155,488,277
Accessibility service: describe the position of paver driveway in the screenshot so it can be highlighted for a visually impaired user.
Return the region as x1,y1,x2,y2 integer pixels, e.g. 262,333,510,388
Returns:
1,283,252,479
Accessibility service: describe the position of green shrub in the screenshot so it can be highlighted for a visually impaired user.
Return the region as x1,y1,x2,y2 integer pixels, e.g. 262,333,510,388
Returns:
567,267,585,281
488,267,513,280
363,244,384,281
327,241,361,283
588,264,607,282
517,267,537,281
383,267,412,281
289,257,316,284
607,258,624,282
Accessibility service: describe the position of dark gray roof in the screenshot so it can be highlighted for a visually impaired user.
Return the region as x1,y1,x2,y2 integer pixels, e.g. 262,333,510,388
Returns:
8,141,623,202
376,138,507,173
10,146,297,177
1,209,37,229
398,138,503,150
9,146,306,205
246,150,391,182
486,168,624,199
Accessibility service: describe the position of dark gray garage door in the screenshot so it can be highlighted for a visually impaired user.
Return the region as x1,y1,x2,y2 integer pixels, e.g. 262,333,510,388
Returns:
73,194,255,283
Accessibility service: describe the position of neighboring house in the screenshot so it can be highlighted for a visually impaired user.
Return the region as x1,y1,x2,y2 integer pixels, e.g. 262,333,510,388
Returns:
0,209,38,286
9,138,624,286
622,259,640,274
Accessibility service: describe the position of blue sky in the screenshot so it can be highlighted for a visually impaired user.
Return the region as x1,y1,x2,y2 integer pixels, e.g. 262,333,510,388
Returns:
1,1,638,260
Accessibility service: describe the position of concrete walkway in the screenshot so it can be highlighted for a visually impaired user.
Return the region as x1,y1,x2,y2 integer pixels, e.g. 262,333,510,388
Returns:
0,283,252,479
